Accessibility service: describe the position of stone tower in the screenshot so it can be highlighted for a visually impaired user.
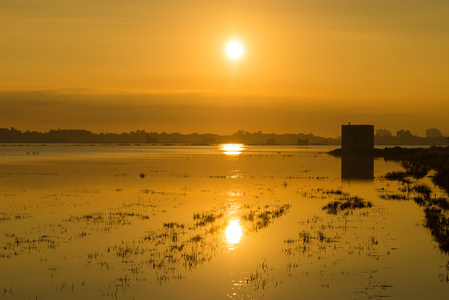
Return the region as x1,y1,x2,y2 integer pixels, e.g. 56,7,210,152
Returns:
341,124,374,151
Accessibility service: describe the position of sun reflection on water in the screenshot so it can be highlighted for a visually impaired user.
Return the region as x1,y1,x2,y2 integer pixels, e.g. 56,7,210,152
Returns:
220,144,245,155
225,220,242,246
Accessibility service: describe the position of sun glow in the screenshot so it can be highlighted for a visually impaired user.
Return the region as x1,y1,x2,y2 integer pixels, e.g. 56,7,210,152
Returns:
226,41,244,59
225,220,242,244
220,144,245,155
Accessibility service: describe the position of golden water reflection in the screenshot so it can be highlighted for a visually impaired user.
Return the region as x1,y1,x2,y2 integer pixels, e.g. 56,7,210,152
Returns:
225,219,242,245
220,144,245,155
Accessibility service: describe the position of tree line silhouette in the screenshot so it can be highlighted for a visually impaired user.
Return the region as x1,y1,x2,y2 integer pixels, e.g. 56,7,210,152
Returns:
0,128,334,145
0,127,446,145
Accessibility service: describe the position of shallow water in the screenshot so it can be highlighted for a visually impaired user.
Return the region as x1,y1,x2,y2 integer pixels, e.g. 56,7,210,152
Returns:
0,144,448,299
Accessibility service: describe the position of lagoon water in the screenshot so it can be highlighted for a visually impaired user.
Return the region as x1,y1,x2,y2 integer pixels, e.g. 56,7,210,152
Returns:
1,144,448,299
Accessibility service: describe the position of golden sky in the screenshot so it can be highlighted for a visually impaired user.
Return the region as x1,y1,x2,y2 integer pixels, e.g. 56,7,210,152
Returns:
1,0,448,136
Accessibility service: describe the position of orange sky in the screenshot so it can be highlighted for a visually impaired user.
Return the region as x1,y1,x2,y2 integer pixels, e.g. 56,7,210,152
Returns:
1,0,448,137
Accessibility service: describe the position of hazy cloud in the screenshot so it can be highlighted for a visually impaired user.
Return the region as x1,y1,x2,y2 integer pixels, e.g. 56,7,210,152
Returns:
1,90,447,136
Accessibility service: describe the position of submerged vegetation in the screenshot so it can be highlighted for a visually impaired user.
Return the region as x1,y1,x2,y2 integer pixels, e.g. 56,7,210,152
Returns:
379,193,408,201
242,204,291,231
384,171,409,182
380,146,449,193
322,195,373,215
424,207,449,252
281,198,393,299
381,156,449,254
111,203,292,285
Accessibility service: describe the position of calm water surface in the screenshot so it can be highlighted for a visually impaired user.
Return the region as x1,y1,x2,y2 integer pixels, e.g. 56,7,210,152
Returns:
0,144,448,299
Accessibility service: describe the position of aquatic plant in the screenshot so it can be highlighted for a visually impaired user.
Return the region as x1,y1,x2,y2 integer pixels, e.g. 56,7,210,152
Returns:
433,167,449,194
64,211,150,228
401,161,429,179
424,207,449,253
413,196,426,207
242,260,272,291
380,169,449,254
86,202,293,289
379,194,408,201
322,189,347,196
380,146,449,193
242,204,291,231
384,171,409,182
193,212,223,227
429,197,449,210
163,222,185,229
322,196,372,215
299,230,312,244
280,204,393,299
412,184,432,199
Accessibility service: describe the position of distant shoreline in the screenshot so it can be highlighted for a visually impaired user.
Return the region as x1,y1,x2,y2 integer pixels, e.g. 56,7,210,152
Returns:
1,127,447,146
329,146,433,158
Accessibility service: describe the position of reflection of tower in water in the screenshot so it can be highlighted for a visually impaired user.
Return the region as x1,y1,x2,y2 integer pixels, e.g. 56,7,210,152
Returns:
341,155,374,181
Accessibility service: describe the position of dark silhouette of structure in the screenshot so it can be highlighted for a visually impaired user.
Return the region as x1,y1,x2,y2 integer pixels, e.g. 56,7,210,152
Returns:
342,124,374,152
297,138,309,145
340,124,374,181
426,128,442,138
341,155,374,181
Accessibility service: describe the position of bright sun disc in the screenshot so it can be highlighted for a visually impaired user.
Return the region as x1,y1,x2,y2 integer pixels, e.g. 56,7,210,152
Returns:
226,41,244,59
225,220,242,244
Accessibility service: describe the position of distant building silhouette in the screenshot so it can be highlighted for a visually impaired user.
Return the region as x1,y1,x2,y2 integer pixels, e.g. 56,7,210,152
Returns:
426,128,442,138
376,129,392,138
297,138,309,145
342,124,374,152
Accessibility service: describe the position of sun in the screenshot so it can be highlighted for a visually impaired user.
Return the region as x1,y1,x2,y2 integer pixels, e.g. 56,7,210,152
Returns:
225,220,242,244
226,41,244,59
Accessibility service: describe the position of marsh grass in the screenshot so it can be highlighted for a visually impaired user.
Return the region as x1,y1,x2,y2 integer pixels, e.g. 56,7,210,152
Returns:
401,161,430,179
384,171,409,182
322,196,372,215
69,202,293,293
193,212,223,227
242,260,272,291
380,171,449,254
242,204,291,231
379,193,408,201
424,207,449,252
0,212,32,222
0,204,155,260
413,184,432,199
280,201,392,298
